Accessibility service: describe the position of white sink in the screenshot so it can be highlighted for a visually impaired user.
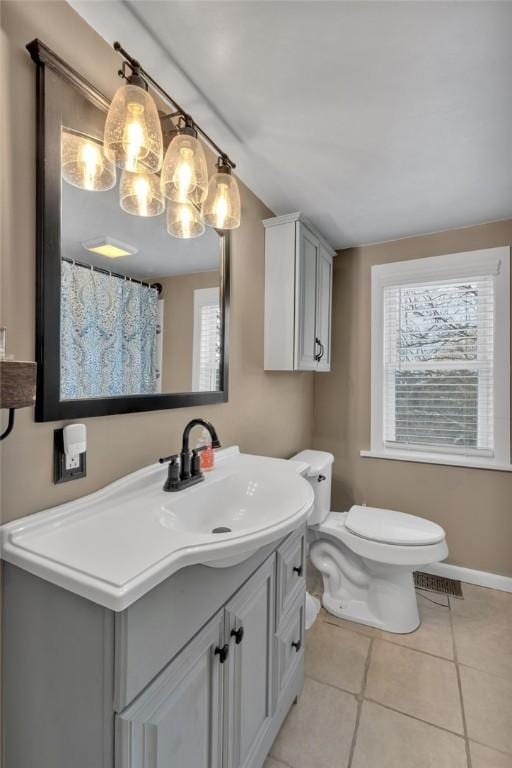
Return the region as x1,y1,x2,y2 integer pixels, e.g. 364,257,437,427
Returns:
0,447,313,610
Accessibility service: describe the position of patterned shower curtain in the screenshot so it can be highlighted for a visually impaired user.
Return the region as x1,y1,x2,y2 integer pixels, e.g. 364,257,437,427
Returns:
60,260,159,399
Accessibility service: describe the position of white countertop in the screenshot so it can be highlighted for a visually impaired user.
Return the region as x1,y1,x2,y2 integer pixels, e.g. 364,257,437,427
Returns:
0,447,312,611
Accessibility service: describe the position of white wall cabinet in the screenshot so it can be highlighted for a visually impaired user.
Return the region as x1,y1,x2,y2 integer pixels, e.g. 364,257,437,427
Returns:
263,212,334,372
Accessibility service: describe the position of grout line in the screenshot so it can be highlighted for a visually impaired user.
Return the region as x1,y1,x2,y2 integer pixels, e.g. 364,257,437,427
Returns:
322,616,455,663
449,596,472,768
362,696,467,741
347,638,374,768
304,673,359,700
468,738,512,759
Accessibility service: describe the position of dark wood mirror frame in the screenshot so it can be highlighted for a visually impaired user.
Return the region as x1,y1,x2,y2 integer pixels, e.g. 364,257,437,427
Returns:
28,39,230,422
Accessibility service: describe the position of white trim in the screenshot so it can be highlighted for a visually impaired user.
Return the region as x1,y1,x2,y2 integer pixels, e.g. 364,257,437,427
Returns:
262,211,336,256
360,448,512,472
370,246,511,468
372,247,505,287
422,562,512,594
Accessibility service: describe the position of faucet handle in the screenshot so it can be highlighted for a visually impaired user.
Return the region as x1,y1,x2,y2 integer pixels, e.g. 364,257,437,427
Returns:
159,454,179,464
191,445,206,477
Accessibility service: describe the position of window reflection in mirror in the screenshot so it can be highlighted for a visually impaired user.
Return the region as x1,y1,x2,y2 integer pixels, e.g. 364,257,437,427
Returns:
60,127,222,400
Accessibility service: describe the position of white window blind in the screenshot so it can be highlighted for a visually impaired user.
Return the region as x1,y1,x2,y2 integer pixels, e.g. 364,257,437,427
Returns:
192,287,221,391
198,302,221,391
369,248,510,468
383,277,494,455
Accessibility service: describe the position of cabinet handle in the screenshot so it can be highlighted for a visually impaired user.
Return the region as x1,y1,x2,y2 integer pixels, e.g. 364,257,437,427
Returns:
291,639,302,653
293,565,303,577
230,626,244,645
314,337,325,362
214,644,229,663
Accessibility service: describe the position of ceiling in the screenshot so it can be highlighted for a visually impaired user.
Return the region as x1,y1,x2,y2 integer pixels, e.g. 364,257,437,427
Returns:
62,177,220,278
71,1,512,249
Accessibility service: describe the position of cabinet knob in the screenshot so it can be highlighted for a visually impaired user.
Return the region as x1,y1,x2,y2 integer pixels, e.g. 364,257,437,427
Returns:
214,644,229,663
230,626,244,645
291,639,302,653
293,565,303,577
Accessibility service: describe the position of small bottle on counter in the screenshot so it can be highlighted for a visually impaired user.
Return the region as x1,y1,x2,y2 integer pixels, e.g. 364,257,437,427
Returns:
196,428,215,471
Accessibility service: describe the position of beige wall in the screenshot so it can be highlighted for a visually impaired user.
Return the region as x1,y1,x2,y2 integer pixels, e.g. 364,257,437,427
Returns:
313,220,512,577
159,270,219,392
0,1,314,524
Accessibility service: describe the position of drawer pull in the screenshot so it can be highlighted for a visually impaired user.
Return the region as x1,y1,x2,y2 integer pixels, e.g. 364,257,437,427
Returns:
214,644,229,663
293,565,303,577
291,639,302,653
230,626,244,645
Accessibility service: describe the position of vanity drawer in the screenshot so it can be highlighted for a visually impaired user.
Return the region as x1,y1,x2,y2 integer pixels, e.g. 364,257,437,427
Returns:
276,526,306,625
274,591,305,705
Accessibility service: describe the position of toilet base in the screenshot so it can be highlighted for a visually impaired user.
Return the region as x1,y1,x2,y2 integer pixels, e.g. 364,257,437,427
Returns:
310,538,421,634
321,587,420,634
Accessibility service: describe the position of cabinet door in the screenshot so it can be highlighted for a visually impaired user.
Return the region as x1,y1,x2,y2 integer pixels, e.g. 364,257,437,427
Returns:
116,611,224,768
295,223,320,370
225,556,276,768
315,244,332,372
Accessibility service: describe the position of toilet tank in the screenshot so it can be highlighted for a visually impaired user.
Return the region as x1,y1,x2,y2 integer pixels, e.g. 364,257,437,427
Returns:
289,450,334,525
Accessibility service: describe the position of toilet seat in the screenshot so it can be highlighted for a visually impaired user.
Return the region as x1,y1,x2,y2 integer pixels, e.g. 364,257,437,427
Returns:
345,505,445,546
316,511,448,567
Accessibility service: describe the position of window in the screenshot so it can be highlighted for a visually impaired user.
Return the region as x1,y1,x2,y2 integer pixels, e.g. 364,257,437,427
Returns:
367,248,510,469
192,287,221,391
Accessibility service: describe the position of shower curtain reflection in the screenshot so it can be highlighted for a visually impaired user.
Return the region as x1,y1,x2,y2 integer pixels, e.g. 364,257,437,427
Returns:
60,260,159,399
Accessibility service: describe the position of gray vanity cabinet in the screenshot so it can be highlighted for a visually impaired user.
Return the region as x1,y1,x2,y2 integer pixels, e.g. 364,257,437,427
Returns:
225,557,275,768
3,526,306,768
116,610,225,768
117,557,276,768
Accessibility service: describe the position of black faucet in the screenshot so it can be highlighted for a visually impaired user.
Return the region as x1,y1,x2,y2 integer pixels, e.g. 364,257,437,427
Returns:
159,419,221,492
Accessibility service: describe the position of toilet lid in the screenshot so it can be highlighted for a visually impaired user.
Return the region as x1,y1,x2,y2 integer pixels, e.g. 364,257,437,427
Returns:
345,505,445,546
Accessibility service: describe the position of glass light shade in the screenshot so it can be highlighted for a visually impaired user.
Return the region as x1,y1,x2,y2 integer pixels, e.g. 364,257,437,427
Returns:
120,170,165,217
166,201,205,239
61,129,116,191
161,133,208,205
203,169,241,230
104,83,163,173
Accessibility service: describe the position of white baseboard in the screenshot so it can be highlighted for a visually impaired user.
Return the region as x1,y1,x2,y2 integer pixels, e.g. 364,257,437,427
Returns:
422,562,512,593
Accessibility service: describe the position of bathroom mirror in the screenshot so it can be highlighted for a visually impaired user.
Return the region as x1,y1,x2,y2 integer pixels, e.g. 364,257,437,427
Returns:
29,40,229,421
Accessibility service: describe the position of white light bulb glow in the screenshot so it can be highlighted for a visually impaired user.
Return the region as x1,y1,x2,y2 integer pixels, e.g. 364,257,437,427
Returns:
173,147,195,202
79,141,102,190
123,103,147,172
134,176,150,217
213,182,230,229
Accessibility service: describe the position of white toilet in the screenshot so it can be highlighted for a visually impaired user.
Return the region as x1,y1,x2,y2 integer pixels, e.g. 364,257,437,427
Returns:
291,450,448,634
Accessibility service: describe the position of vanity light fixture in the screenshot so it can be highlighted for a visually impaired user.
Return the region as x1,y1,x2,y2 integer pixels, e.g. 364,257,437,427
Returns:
110,42,241,231
82,236,137,259
166,200,205,239
61,128,116,192
204,157,241,230
119,169,165,217
161,116,208,206
104,57,163,174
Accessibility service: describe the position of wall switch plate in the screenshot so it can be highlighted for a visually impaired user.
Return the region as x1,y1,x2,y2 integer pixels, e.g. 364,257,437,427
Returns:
54,428,86,483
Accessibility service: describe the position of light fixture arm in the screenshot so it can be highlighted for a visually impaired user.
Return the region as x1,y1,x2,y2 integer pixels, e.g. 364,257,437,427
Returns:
113,41,236,170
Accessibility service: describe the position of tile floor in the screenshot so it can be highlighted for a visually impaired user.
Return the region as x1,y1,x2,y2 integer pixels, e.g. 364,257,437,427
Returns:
265,579,512,768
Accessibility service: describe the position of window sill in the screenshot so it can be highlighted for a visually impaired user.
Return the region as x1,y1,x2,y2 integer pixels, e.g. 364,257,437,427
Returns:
360,449,512,472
